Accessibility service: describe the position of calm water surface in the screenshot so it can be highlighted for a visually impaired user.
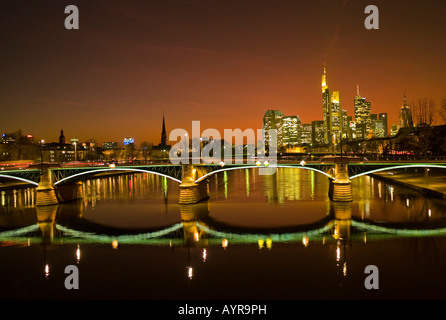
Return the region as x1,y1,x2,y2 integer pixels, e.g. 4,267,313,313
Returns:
1,168,446,300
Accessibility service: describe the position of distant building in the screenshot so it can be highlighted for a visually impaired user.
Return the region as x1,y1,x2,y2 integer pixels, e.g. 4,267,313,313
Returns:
321,65,344,146
262,109,283,148
282,115,301,146
311,120,325,145
103,142,118,150
300,123,312,144
390,124,399,136
59,129,66,145
152,113,171,159
42,131,76,163
322,65,331,144
354,84,372,137
399,93,412,128
379,113,388,137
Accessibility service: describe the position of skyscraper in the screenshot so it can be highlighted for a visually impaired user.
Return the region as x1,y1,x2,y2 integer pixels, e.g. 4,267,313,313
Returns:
379,113,388,137
321,64,343,146
282,115,301,146
354,84,371,139
263,110,283,148
322,64,331,144
330,90,342,144
300,123,312,144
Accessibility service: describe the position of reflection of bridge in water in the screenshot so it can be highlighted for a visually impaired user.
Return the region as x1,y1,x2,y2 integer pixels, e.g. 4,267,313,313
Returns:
2,201,446,247
1,158,446,206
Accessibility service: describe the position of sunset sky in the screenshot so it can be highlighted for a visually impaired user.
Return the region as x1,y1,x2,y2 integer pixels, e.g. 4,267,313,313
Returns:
1,0,445,145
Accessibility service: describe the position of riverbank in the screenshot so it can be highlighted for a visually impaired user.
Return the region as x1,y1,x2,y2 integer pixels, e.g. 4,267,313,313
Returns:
370,171,446,200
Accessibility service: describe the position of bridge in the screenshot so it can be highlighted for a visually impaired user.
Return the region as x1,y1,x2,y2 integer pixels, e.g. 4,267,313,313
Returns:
1,157,446,206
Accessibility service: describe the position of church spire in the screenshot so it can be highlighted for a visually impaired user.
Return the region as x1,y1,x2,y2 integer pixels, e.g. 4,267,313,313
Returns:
160,112,167,147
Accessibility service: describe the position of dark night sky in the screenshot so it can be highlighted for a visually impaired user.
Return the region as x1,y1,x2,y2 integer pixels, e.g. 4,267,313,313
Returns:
1,0,445,145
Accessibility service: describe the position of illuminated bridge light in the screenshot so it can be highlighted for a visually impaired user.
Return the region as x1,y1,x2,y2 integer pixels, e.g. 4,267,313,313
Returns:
222,238,228,249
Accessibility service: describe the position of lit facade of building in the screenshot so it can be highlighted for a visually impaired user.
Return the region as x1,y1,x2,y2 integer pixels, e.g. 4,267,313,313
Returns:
321,65,343,145
300,123,312,144
282,115,301,146
379,113,388,137
322,65,331,144
262,109,283,148
330,90,342,144
354,84,372,138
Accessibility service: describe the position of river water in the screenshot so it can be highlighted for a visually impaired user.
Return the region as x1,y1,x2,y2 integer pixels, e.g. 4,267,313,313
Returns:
1,168,446,301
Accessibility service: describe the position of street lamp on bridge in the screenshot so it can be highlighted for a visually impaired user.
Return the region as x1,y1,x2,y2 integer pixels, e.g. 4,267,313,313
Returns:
40,139,45,164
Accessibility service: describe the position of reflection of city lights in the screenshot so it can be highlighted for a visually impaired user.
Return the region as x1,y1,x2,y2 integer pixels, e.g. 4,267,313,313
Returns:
343,262,347,277
258,239,264,249
112,240,119,249
302,236,309,247
336,244,340,262
202,249,207,262
45,264,50,279
364,233,367,244
266,238,272,250
428,209,432,217
187,267,193,280
222,238,228,249
333,226,339,239
76,244,81,263
390,186,394,201
406,199,410,207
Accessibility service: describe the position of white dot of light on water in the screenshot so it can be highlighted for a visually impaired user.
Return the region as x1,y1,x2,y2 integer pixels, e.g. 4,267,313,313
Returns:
187,267,193,280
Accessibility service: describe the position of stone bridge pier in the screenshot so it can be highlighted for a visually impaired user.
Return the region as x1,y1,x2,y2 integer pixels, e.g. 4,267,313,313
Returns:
36,165,83,206
327,156,359,202
36,165,59,206
179,164,210,204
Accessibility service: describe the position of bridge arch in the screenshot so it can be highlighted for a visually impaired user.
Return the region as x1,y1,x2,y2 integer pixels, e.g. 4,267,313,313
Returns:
0,174,39,186
194,164,334,184
53,168,182,186
350,164,446,180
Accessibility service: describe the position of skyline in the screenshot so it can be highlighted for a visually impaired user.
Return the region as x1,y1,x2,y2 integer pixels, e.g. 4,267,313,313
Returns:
1,0,446,144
